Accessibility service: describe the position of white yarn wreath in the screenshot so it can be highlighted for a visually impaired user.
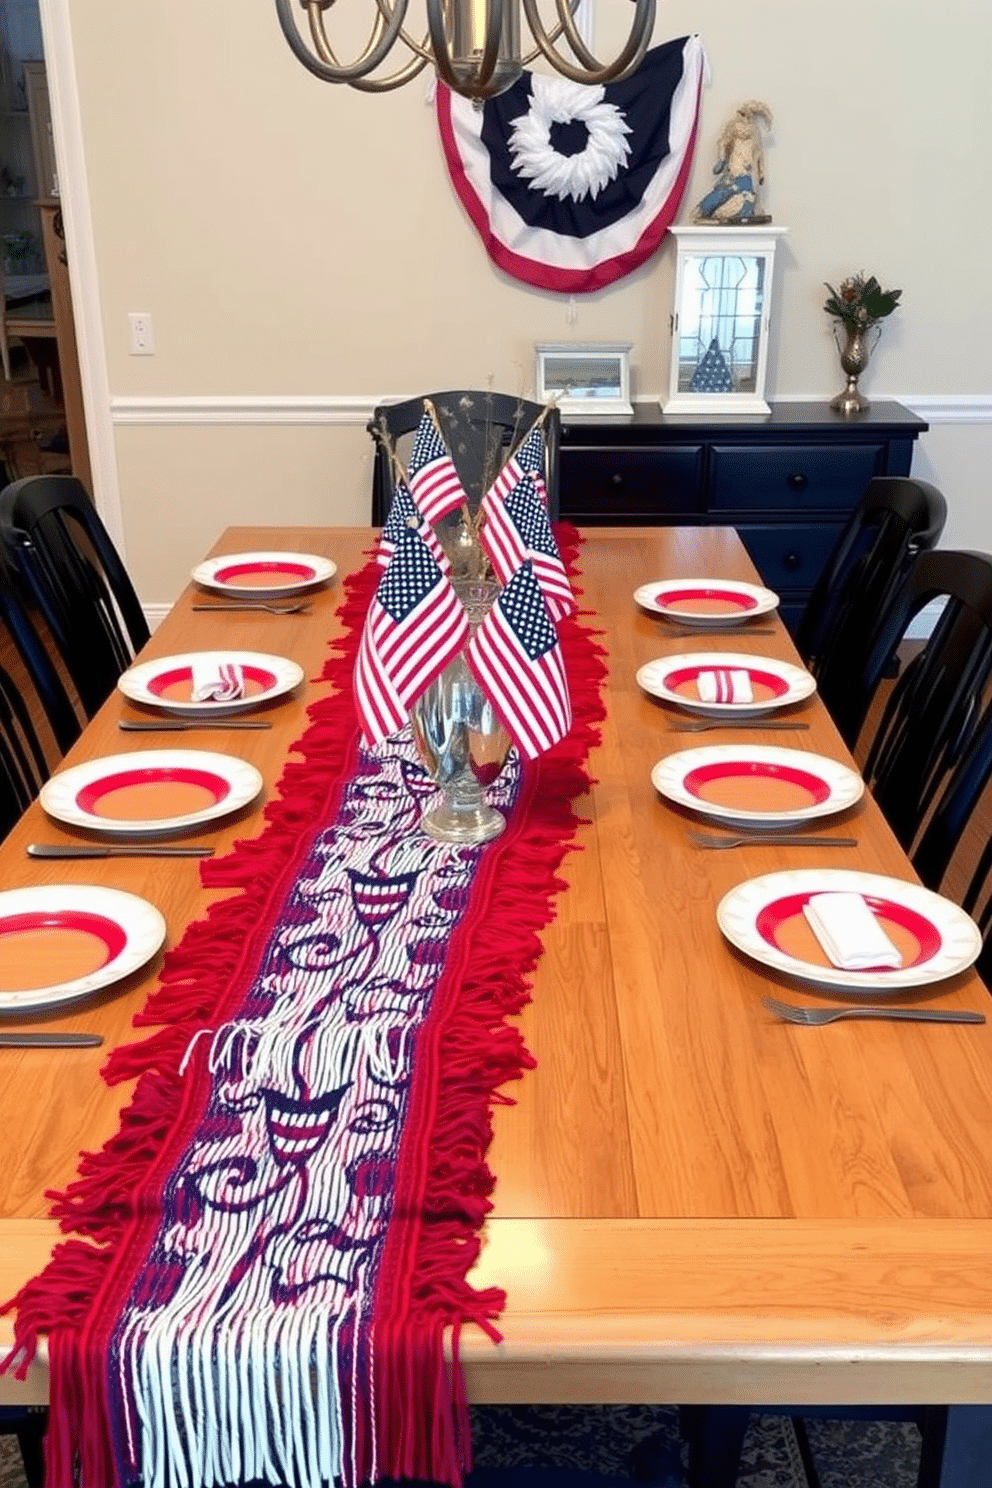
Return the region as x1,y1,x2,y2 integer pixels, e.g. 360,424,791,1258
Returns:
508,75,632,203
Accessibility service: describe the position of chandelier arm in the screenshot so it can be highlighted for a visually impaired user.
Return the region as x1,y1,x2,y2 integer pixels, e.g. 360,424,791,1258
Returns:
548,0,600,70
348,51,433,89
519,0,655,83
274,0,411,83
518,0,574,67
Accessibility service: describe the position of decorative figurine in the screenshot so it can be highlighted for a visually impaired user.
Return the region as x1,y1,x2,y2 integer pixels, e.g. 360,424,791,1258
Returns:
693,100,773,225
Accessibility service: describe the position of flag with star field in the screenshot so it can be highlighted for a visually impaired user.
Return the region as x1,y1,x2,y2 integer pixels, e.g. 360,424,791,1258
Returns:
355,523,469,746
436,35,708,293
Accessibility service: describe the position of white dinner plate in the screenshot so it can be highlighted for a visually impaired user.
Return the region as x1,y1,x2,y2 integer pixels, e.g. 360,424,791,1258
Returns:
651,744,864,830
39,750,264,837
717,868,982,995
118,651,304,717
0,884,167,1015
636,652,816,718
634,578,779,626
191,550,336,599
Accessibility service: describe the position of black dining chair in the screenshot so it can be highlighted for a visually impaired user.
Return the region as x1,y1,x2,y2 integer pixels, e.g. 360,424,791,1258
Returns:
0,559,80,840
676,1403,947,1488
0,1405,46,1488
851,548,992,877
368,390,561,525
0,474,150,720
796,476,947,747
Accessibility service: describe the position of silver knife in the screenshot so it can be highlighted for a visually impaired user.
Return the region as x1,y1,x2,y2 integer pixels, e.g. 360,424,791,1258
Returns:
0,1032,104,1047
28,843,214,858
119,719,272,731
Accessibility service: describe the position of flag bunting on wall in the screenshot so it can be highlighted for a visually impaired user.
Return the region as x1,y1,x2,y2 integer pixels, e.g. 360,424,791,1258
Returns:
436,34,708,294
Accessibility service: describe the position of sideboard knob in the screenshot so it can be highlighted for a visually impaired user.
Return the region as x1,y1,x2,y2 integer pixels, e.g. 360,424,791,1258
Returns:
787,472,809,492
783,551,801,571
610,472,624,487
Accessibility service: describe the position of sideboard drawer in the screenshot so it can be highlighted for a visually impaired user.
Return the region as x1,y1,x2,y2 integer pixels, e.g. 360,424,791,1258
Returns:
735,523,844,594
710,444,886,512
561,446,705,522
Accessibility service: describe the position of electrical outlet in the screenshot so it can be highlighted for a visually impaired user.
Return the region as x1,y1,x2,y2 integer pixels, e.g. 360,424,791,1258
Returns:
128,312,154,355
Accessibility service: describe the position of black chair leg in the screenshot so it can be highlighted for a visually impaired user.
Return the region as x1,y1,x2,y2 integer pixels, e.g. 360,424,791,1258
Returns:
14,1409,47,1488
917,1405,948,1488
790,1416,822,1488
678,1405,750,1488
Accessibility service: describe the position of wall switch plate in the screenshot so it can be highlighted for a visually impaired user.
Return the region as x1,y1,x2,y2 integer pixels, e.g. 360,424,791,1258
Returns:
128,312,154,355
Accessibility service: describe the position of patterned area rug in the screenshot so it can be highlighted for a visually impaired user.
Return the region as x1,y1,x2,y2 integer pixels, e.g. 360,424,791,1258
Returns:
0,1404,922,1488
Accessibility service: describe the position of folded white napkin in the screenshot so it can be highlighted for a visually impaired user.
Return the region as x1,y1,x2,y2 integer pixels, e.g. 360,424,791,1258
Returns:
190,658,245,702
802,891,903,971
697,668,753,704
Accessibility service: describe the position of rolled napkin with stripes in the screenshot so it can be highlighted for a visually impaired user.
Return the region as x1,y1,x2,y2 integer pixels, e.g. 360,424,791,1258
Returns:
190,657,245,702
697,667,753,704
802,891,903,971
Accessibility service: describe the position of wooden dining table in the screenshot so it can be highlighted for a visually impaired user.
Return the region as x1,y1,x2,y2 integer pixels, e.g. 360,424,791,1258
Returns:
2,524,992,1482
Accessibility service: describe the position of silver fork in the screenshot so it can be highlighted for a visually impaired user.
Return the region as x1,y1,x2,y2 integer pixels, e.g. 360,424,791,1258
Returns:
670,719,810,733
664,625,776,638
191,601,310,615
763,996,986,1025
687,828,857,849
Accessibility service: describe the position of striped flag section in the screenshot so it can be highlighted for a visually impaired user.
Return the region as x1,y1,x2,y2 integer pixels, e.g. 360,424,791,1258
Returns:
376,478,450,573
479,474,575,622
487,423,548,507
406,409,467,525
355,524,469,746
467,560,571,759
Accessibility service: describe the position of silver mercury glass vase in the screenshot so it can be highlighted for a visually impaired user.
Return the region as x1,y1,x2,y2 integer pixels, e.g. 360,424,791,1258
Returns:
830,322,877,416
410,579,512,844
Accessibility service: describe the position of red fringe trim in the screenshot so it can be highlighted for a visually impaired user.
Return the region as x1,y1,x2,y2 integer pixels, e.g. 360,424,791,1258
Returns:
1,529,606,1488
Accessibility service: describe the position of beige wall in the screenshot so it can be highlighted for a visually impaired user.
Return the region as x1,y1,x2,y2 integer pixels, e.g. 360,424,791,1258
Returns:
60,0,992,601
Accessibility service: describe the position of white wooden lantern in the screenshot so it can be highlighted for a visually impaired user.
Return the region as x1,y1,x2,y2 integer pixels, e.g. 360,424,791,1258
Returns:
662,225,787,414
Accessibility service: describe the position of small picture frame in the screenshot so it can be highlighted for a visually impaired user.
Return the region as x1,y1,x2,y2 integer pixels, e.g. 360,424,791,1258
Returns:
535,342,633,416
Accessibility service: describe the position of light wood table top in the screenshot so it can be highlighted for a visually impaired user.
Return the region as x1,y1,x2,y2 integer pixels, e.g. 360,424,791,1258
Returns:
3,525,992,1411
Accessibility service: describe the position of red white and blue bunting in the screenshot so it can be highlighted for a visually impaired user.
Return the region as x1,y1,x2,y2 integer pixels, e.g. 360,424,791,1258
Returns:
436,34,708,293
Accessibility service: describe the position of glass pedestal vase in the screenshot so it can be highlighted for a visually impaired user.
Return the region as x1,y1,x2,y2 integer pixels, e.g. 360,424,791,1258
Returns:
409,580,512,845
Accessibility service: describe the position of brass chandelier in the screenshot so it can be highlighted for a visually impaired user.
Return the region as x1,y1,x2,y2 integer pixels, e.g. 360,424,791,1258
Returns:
275,0,656,100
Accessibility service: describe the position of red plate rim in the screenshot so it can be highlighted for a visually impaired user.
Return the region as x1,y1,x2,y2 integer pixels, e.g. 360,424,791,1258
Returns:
755,891,942,969
75,766,231,814
683,760,830,804
0,909,126,969
654,585,759,612
213,560,316,582
665,664,790,698
147,663,277,697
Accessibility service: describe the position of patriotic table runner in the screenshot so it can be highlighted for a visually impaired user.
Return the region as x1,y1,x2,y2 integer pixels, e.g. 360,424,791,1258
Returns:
3,531,606,1488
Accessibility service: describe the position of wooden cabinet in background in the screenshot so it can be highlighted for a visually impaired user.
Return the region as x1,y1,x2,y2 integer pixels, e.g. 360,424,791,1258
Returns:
559,400,928,633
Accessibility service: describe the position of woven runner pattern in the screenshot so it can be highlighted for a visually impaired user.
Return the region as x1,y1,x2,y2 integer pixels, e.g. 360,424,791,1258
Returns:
3,531,606,1488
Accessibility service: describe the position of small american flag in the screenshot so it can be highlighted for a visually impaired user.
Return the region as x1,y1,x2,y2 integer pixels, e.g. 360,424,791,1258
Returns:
377,479,450,573
467,560,571,760
479,475,575,621
487,422,548,507
355,524,469,746
406,409,466,525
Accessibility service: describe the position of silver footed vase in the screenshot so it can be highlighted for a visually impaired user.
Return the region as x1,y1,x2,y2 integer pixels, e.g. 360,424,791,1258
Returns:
830,323,877,416
410,579,512,844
